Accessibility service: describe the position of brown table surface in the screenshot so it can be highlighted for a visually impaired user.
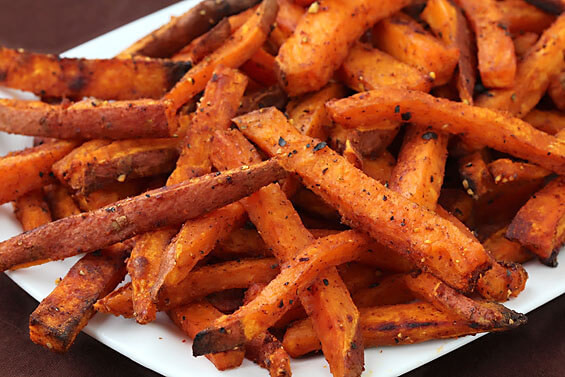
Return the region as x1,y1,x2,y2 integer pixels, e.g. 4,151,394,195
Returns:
0,1,563,376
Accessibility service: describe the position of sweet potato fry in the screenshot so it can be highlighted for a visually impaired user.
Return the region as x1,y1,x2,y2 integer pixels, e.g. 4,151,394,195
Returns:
0,159,286,271
29,244,129,352
328,123,400,159
95,257,280,317
169,300,245,370
43,184,81,219
513,32,540,57
421,0,476,103
292,188,340,221
73,179,150,212
530,109,565,135
338,43,433,93
373,12,460,86
163,0,278,117
275,0,411,96
459,150,495,199
0,140,76,204
245,332,292,377
171,18,233,63
483,226,534,263
361,152,396,185
497,0,555,33
0,98,169,139
53,138,180,193
0,47,190,100
438,188,475,226
352,274,414,308
13,189,52,231
476,13,565,116
336,262,379,294
488,159,552,184
548,69,565,110
453,0,516,88
238,85,287,116
241,48,278,86
525,0,565,14
119,0,261,58
214,228,271,258
507,176,565,265
236,107,491,292
326,88,565,174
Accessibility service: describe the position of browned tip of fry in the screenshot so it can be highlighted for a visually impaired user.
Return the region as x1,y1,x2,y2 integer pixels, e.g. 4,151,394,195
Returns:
192,321,246,356
488,306,528,330
343,325,365,377
540,250,560,267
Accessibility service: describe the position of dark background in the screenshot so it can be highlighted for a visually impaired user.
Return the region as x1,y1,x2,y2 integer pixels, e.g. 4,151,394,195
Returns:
0,1,563,376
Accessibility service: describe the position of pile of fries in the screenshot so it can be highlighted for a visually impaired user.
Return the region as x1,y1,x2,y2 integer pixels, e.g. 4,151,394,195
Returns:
1,0,565,375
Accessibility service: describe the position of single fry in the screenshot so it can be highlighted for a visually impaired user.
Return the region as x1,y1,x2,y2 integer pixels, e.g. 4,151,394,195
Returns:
13,189,52,231
497,0,556,33
513,32,540,57
487,159,552,184
326,88,565,174
483,226,534,264
459,150,495,199
275,0,411,96
241,48,278,86
523,109,565,135
171,18,233,64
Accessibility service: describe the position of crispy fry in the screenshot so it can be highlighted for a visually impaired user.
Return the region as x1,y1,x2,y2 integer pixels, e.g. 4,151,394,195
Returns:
497,0,555,33
245,332,292,377
328,123,400,159
276,0,411,96
0,47,190,100
237,107,491,292
352,274,414,308
172,18,233,63
29,244,129,352
53,139,179,193
43,184,81,219
483,226,534,263
238,85,287,116
241,48,278,86
507,176,565,265
0,140,76,204
338,43,433,93
421,0,476,103
119,0,261,58
453,0,516,88
0,98,169,139
373,12,460,86
361,152,396,185
73,179,150,212
438,188,474,226
476,14,565,116
163,0,278,118
488,159,552,184
459,150,495,199
292,188,340,221
337,262,379,294
326,88,565,174
523,109,565,135
214,228,271,258
13,189,52,231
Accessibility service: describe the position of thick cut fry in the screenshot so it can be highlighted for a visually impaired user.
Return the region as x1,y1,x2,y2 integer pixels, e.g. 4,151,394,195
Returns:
405,272,525,328
453,0,516,88
172,18,233,63
507,176,565,265
283,302,526,357
241,48,278,86
95,258,280,317
525,0,565,14
275,0,411,96
498,0,555,33
119,0,260,58
53,139,180,193
238,85,287,116
361,152,396,185
513,32,540,57
476,14,565,116
373,12,460,86
191,231,369,356
483,226,534,263
549,69,565,110
169,301,245,370
0,47,190,100
0,140,76,204
326,88,565,174
44,184,81,219
328,123,400,159
211,129,363,377
245,332,292,377
352,274,414,308
488,159,552,184
237,108,492,292
0,159,286,271
164,0,278,118
524,109,565,135
29,244,129,352
0,98,169,139
338,43,433,93
13,190,52,231
421,0,476,103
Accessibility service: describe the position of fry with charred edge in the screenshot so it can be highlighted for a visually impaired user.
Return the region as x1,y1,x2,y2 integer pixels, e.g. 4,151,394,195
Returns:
405,271,524,329
483,226,534,264
119,0,261,58
191,231,369,356
0,47,190,100
95,258,280,317
338,43,433,93
487,159,552,185
0,98,169,139
282,302,527,357
0,141,77,205
507,176,565,266
44,184,81,219
29,244,129,352
497,0,556,33
352,274,414,308
236,107,491,292
421,0,476,104
211,129,363,377
172,18,233,64
52,139,180,193
164,0,278,120
475,14,565,116
168,300,245,370
73,179,151,212
13,190,52,231
0,158,286,271
275,0,411,96
326,88,565,174
245,332,292,377
524,0,565,14
453,0,516,88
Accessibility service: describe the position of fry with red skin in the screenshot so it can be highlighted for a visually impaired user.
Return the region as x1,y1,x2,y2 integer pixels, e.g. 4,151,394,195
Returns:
275,0,411,96
236,107,491,292
373,12,460,86
421,0,476,103
507,176,565,266
13,190,52,231
0,140,77,204
475,14,565,116
326,88,565,174
453,0,516,88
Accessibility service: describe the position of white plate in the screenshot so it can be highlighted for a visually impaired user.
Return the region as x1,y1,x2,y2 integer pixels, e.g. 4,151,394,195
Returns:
2,1,565,376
